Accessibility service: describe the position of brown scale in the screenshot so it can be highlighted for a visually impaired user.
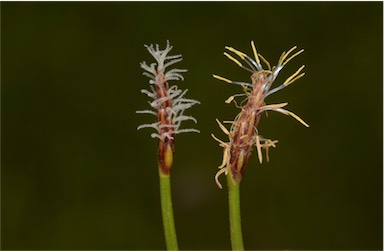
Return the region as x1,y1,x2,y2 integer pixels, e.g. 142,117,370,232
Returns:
155,71,175,174
229,72,267,182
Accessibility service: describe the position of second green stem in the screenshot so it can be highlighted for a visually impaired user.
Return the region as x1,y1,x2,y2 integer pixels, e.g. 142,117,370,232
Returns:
227,172,244,251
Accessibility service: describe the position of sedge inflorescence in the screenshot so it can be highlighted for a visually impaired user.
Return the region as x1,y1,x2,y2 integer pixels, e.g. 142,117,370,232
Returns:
212,41,309,188
137,41,200,174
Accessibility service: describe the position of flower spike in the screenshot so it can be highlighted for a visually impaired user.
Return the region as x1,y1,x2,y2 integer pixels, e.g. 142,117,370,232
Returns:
213,42,308,187
137,41,200,174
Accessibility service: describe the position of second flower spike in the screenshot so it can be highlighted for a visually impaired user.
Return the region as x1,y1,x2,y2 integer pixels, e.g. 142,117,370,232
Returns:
212,41,309,188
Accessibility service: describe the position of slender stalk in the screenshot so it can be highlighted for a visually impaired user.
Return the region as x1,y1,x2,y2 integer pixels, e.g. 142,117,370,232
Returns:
159,169,179,250
227,171,244,251
138,42,199,251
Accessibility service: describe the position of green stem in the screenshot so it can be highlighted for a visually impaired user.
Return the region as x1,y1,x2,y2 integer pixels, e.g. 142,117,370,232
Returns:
159,170,179,250
227,172,244,251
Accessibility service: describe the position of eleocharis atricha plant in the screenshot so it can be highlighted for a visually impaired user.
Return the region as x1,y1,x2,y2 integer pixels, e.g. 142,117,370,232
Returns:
137,41,199,250
212,41,309,250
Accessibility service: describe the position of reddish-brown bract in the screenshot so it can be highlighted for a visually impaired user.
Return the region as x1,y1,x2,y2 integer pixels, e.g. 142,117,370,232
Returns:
229,72,267,182
156,71,174,174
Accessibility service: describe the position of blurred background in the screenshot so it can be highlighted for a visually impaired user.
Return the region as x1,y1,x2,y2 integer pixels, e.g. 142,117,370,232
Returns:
1,2,382,250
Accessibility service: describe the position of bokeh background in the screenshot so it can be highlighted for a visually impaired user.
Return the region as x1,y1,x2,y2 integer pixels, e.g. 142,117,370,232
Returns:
2,2,382,250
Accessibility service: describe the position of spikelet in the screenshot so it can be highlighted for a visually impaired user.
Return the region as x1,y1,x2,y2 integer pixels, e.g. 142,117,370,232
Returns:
213,41,308,188
137,41,200,174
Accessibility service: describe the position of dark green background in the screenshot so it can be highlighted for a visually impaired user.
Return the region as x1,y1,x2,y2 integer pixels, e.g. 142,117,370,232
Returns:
2,2,382,250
